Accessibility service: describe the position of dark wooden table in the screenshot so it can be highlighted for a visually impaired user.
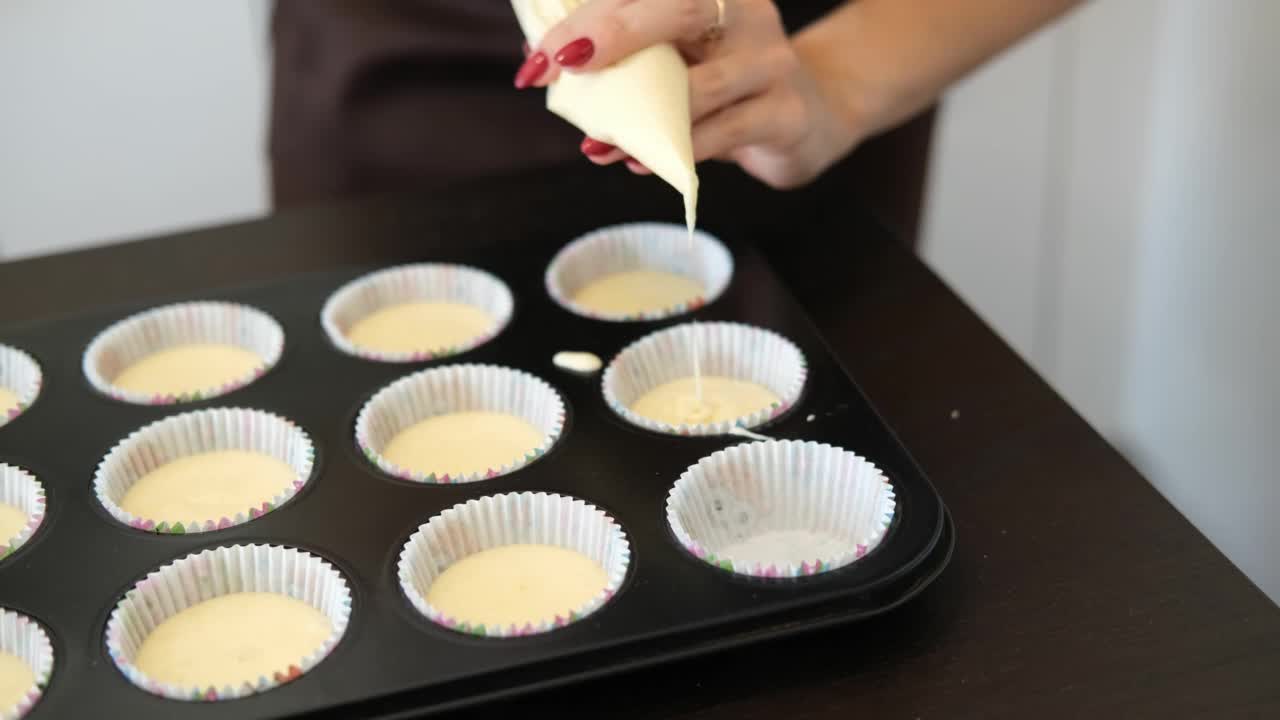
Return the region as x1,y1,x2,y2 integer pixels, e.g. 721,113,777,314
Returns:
2,164,1277,719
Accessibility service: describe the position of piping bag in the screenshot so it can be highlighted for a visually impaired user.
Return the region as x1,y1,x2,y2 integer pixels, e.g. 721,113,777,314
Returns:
510,0,700,230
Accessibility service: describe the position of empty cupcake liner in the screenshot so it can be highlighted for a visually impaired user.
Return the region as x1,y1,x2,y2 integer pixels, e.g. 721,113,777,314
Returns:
321,263,514,363
356,364,565,484
83,301,284,405
603,321,807,436
0,465,45,563
0,609,54,720
545,222,734,322
105,544,352,702
0,346,41,429
93,408,315,535
398,492,630,637
667,440,897,578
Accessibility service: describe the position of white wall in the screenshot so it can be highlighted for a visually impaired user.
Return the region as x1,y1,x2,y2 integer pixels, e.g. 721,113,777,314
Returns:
0,0,269,260
1122,0,1280,604
923,0,1280,602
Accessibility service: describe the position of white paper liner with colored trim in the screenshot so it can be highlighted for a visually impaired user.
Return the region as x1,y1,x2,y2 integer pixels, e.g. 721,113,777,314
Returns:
0,609,54,720
545,222,734,322
83,301,284,405
321,263,514,363
93,408,315,535
603,321,807,436
105,544,351,702
667,440,897,578
0,465,45,563
398,492,630,637
0,346,41,429
356,364,565,484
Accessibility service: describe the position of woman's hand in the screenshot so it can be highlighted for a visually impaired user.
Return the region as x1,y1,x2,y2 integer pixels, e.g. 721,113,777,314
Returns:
514,0,869,190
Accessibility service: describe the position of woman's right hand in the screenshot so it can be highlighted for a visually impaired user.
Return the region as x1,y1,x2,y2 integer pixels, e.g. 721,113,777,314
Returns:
515,0,870,190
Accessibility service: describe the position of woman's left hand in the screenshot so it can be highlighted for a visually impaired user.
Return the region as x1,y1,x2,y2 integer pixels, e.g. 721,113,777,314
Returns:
515,0,868,190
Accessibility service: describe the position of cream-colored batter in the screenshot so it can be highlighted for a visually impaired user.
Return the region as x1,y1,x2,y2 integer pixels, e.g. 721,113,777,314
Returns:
120,450,295,522
0,503,26,544
572,270,703,316
426,544,607,627
135,592,331,689
112,344,262,397
346,302,494,354
383,411,542,478
0,651,34,712
0,388,19,415
511,0,699,229
631,376,780,426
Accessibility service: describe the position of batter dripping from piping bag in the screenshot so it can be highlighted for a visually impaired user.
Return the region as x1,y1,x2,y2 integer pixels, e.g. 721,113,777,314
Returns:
511,0,708,402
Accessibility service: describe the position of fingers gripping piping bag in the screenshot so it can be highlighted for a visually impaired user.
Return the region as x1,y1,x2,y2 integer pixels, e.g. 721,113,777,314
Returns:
512,0,708,402
510,0,700,232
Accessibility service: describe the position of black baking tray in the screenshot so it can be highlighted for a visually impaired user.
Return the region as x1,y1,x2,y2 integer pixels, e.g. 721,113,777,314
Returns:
0,239,951,718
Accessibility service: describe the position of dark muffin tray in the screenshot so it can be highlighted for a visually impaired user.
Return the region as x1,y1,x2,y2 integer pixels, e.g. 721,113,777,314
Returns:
0,241,952,718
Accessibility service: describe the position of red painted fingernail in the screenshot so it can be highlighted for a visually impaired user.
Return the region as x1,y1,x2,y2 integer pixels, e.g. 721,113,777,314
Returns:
555,38,595,67
581,137,615,156
514,51,548,89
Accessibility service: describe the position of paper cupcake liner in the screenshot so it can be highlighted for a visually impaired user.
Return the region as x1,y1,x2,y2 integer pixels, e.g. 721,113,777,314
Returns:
667,440,897,578
356,364,565,484
398,492,630,637
603,321,807,436
0,346,41,429
83,301,284,405
0,609,54,720
0,465,46,563
545,222,734,322
105,544,352,702
321,263,514,363
93,408,315,535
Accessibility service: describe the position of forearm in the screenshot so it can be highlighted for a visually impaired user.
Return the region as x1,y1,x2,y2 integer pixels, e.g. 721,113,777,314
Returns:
796,0,1086,140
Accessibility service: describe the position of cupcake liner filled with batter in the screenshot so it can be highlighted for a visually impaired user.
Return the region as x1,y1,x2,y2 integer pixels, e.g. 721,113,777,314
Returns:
0,465,45,563
93,408,315,535
603,321,806,436
0,347,40,430
667,440,896,578
398,491,630,637
105,544,351,702
545,222,733,321
0,609,54,719
83,301,284,405
321,263,513,363
356,364,565,484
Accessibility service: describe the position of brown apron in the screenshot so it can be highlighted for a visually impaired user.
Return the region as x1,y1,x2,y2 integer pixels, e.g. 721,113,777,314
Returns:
269,1,932,244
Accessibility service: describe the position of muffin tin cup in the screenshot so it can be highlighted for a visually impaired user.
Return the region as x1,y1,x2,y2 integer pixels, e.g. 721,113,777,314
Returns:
545,222,734,322
321,263,514,363
0,609,54,720
667,440,897,578
0,346,41,429
104,544,352,703
0,465,45,562
93,408,315,535
398,492,631,638
356,364,566,484
602,321,807,436
82,301,284,405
